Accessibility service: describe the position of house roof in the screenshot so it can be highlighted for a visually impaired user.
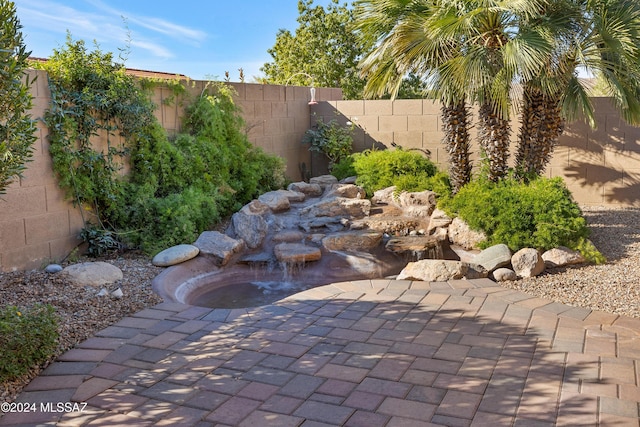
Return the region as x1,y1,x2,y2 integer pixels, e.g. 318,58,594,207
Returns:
28,57,190,80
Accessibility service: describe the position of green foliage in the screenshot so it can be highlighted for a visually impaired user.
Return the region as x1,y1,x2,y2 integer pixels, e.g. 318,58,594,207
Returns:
440,177,602,262
35,34,156,221
349,149,441,196
303,118,353,171
331,155,356,180
0,304,58,382
38,36,286,254
262,0,370,99
80,224,123,257
0,0,37,194
123,86,286,253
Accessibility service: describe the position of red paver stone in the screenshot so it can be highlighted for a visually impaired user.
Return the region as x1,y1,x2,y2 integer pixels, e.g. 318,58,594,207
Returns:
378,396,437,420
293,400,355,425
205,396,262,425
437,390,483,419
238,410,304,427
345,410,390,427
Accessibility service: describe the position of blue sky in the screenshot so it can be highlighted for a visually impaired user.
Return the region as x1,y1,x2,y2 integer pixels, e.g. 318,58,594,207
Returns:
14,0,333,81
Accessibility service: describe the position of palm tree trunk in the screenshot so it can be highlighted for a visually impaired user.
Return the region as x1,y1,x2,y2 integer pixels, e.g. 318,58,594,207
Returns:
478,103,511,182
441,100,472,194
516,85,565,179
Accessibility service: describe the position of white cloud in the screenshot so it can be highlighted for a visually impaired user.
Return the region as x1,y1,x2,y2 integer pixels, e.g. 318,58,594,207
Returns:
15,0,207,60
130,40,173,60
84,0,207,44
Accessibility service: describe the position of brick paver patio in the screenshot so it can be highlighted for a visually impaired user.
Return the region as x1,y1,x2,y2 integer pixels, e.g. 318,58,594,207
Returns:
1,278,639,426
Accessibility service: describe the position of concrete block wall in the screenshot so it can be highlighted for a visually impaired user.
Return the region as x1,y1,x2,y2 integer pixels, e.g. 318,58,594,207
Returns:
153,81,342,180
0,70,84,272
0,71,342,272
313,98,639,207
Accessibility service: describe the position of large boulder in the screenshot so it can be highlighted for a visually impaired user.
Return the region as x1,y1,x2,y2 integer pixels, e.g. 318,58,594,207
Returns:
240,199,271,216
302,197,371,219
287,181,323,197
326,184,366,199
322,230,383,252
372,186,396,205
397,259,487,282
542,246,586,268
395,190,437,218
272,230,305,243
385,235,444,260
511,248,545,278
427,208,453,234
309,175,339,190
274,243,322,264
232,207,269,249
194,231,245,266
258,191,291,212
473,244,512,273
152,244,200,267
63,262,123,287
448,217,487,250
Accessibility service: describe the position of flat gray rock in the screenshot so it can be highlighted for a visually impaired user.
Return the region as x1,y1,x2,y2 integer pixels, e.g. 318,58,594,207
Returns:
473,244,512,272
63,262,123,287
194,231,244,266
152,244,200,267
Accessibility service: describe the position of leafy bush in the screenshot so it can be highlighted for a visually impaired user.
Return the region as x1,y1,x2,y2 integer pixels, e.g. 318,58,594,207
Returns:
37,37,286,254
331,155,356,181
440,176,603,262
0,304,58,382
303,118,353,170
0,0,37,194
123,90,286,253
80,224,123,257
348,148,444,196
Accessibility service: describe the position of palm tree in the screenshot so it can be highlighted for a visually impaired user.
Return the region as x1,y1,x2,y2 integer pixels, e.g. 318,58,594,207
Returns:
354,0,556,186
515,0,640,178
354,0,474,193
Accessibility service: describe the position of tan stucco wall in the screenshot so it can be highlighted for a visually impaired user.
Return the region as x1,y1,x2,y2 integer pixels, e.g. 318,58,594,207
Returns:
312,98,640,207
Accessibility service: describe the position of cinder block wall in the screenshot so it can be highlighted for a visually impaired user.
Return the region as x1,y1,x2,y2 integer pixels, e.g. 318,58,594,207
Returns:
0,70,84,272
152,81,342,179
0,71,341,272
313,98,640,207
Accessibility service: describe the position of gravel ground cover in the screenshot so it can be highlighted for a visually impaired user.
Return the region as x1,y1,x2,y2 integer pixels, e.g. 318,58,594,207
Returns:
1,206,639,403
0,252,162,403
503,206,640,319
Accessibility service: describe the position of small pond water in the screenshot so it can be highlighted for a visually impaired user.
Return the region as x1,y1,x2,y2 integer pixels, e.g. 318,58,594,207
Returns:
193,280,311,308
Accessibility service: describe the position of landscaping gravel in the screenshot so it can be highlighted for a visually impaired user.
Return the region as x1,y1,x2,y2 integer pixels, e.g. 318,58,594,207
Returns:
502,206,640,319
0,252,162,403
1,206,639,403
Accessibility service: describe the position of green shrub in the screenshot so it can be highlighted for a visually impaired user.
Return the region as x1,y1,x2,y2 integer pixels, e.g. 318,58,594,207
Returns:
303,118,353,170
331,155,356,181
0,304,58,382
349,148,442,196
80,224,123,257
0,0,37,194
37,36,287,255
123,91,286,253
440,176,603,262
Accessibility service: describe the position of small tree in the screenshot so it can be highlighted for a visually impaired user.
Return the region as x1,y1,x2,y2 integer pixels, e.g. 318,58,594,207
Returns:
0,0,36,194
262,0,370,99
